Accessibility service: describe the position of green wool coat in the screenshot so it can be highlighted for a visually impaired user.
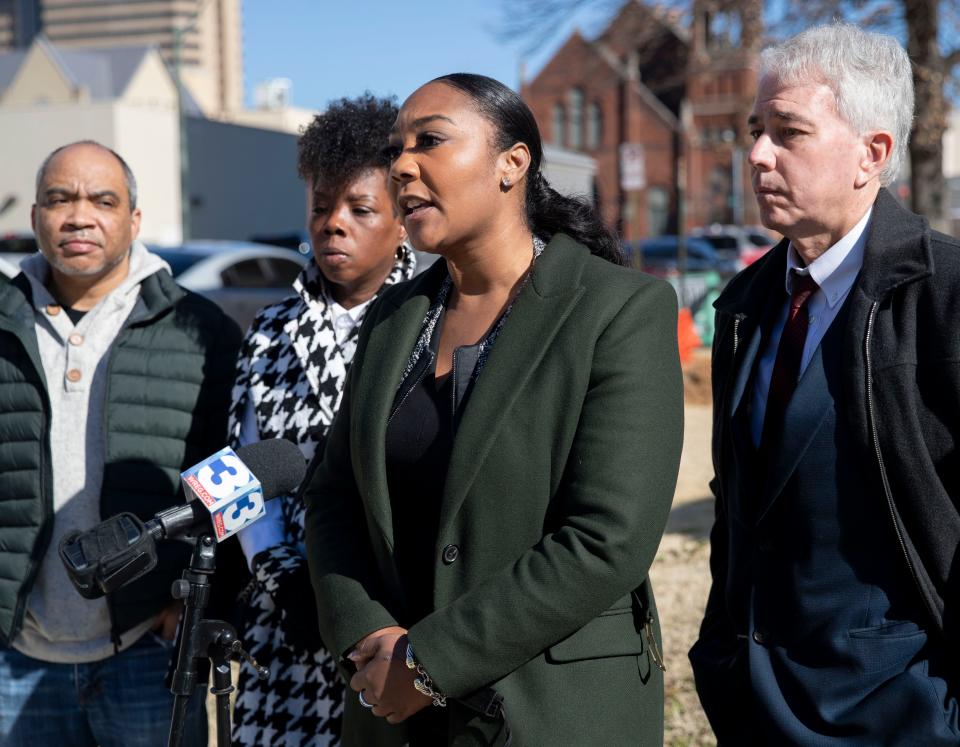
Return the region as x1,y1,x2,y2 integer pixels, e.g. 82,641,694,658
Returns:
304,234,684,746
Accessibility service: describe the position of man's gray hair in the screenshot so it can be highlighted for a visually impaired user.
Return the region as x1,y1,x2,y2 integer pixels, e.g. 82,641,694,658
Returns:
35,140,139,210
759,22,914,186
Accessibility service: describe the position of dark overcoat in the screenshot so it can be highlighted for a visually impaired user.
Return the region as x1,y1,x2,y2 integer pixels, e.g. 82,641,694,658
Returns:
304,233,684,746
690,189,960,742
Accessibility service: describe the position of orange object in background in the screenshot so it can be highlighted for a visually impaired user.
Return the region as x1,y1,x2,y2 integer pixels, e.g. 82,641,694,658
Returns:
678,306,702,364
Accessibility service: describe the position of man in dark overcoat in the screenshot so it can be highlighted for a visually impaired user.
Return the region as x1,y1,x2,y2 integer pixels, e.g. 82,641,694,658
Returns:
690,23,960,745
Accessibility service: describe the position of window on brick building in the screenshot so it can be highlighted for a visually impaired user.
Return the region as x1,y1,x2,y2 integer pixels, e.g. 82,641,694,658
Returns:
552,103,566,146
587,102,602,149
647,187,669,237
568,88,584,149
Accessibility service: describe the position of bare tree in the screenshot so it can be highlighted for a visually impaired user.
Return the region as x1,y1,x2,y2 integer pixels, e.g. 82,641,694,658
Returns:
503,0,959,225
500,0,624,55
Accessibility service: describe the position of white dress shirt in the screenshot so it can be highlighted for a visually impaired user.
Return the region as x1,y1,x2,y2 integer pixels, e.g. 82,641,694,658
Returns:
750,207,872,447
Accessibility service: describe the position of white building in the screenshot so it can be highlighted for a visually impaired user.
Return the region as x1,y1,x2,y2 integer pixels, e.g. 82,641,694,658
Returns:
0,36,183,241
0,36,314,244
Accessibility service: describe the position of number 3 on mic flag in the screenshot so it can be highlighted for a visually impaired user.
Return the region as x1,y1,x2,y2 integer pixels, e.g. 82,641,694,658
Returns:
180,447,265,541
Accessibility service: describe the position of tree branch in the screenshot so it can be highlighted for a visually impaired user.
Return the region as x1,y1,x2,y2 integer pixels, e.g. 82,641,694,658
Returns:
944,47,960,70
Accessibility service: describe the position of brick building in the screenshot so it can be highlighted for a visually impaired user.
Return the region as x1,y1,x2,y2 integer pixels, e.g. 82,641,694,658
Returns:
522,0,763,240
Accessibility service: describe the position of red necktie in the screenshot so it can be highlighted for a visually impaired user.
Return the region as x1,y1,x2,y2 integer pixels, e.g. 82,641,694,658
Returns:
760,270,819,452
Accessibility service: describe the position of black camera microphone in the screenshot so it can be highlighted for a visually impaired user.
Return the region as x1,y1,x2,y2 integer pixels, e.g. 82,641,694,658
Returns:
59,438,306,599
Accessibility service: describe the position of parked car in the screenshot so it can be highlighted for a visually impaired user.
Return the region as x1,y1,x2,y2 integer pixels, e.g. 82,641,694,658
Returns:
0,232,37,255
691,224,777,266
0,232,38,273
632,235,742,278
0,235,308,329
149,241,309,330
0,256,19,280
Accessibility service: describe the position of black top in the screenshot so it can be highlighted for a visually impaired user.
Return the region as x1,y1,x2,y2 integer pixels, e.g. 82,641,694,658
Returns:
63,305,87,325
385,370,454,623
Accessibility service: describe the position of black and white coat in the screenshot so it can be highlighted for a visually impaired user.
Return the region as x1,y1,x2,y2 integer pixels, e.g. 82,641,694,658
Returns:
227,253,416,747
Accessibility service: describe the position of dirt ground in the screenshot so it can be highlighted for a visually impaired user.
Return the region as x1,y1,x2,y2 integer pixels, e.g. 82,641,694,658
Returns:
651,347,716,746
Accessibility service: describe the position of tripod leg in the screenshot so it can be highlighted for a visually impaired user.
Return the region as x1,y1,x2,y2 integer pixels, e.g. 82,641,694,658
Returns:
211,660,234,747
168,693,192,747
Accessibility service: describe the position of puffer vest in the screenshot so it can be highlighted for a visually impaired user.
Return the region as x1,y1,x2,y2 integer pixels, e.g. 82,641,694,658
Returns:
0,270,242,644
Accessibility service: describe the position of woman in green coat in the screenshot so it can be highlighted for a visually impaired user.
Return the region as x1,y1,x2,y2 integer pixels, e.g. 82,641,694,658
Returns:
303,73,683,746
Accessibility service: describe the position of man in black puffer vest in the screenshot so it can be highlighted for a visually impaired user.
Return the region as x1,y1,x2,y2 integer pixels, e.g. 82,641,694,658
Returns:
0,141,243,746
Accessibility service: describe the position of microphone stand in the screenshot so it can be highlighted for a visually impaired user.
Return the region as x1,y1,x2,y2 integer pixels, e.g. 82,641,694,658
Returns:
167,534,268,747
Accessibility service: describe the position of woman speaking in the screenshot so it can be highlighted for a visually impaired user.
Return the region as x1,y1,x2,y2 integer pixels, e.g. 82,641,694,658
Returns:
304,74,683,746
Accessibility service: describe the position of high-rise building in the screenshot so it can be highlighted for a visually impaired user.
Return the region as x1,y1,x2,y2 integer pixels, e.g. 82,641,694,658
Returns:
0,0,41,50
0,0,241,117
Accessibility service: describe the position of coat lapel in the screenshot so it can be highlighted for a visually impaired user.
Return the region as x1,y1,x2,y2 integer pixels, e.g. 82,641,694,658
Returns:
755,344,833,522
730,322,762,421
727,322,763,522
352,262,446,547
756,297,850,522
438,235,587,536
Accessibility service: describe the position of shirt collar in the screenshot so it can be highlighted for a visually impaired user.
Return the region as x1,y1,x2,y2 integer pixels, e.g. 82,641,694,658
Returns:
330,297,371,323
785,206,872,309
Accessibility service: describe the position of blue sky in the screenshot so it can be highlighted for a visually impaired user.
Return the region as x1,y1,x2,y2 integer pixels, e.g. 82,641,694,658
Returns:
242,0,611,111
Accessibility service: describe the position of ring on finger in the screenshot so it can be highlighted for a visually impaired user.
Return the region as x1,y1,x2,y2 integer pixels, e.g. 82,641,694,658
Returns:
358,690,374,709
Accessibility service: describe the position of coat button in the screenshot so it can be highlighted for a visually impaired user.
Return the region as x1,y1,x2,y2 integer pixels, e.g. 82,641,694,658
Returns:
66,368,82,382
46,304,61,316
68,333,84,346
441,544,460,564
752,629,768,645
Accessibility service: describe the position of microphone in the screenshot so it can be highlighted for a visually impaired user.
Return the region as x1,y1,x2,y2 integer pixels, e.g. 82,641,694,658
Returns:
58,439,306,599
165,438,305,542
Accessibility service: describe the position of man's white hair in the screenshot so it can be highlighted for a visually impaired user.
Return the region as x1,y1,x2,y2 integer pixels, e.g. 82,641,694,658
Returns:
759,22,914,186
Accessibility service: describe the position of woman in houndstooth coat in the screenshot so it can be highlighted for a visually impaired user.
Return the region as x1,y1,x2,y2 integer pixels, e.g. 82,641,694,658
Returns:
227,94,417,747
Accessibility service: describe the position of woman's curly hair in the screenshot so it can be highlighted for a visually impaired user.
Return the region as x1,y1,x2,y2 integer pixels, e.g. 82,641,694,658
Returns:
297,92,398,191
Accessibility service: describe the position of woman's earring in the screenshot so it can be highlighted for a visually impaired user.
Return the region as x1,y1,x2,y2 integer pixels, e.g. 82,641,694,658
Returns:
501,177,511,189
395,245,408,261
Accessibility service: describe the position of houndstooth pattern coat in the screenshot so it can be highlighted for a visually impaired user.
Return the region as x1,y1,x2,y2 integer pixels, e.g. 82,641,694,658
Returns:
227,253,415,747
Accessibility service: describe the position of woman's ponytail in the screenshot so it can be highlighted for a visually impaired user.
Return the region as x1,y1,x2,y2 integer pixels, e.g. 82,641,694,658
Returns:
525,171,624,265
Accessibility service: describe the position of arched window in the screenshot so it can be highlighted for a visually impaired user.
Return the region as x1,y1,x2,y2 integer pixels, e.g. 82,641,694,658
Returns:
568,88,584,149
587,102,603,149
552,103,566,146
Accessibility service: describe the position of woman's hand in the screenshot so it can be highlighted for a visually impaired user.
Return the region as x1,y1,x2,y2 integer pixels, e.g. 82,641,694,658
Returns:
348,627,432,723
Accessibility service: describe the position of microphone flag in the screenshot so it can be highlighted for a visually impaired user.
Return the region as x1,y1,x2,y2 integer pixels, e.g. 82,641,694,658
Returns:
180,446,265,541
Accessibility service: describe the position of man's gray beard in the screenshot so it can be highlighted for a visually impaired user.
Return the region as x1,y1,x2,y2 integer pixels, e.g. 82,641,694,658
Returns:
43,245,130,278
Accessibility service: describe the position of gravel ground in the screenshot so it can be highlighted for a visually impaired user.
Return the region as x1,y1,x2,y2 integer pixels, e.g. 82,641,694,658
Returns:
651,349,717,746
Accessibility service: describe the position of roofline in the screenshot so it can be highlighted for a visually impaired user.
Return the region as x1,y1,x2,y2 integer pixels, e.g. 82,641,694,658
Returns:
31,34,80,91
589,38,680,132
522,8,681,134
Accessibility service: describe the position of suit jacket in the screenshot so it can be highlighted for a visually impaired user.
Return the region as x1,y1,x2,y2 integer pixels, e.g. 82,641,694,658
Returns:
691,189,960,742
303,233,684,746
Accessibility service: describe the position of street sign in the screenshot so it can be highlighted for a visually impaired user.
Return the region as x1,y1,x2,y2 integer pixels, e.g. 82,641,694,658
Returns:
619,143,646,191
